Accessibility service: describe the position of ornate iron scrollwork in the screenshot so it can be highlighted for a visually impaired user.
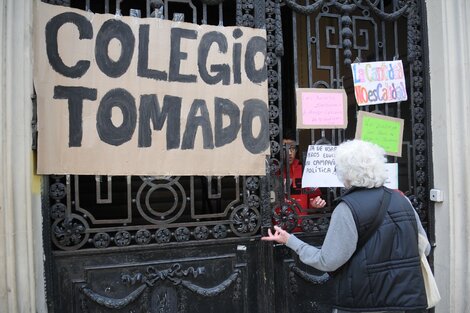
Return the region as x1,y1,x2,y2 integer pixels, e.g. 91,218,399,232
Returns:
362,0,410,22
174,227,191,242
180,270,241,297
289,263,330,284
156,228,172,243
273,201,299,232
287,262,330,294
80,284,148,310
135,176,187,224
212,224,228,239
284,0,326,15
51,214,89,250
193,226,210,240
80,264,242,309
92,232,111,248
135,229,152,244
273,0,430,231
284,0,412,65
48,172,252,250
230,205,261,236
114,230,132,247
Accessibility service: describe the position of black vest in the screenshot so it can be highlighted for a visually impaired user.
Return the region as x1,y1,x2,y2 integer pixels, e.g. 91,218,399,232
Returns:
333,187,427,312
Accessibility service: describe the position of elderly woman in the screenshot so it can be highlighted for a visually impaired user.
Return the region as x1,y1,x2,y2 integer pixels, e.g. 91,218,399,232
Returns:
262,140,431,313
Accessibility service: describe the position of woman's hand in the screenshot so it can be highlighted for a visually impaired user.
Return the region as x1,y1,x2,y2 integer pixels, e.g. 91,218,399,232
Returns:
310,196,326,209
261,225,291,245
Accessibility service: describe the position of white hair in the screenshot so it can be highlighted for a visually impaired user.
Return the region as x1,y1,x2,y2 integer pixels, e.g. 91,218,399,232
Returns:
335,140,388,188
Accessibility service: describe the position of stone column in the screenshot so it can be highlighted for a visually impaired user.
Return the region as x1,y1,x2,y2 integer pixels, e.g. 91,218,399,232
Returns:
428,0,470,312
0,0,46,312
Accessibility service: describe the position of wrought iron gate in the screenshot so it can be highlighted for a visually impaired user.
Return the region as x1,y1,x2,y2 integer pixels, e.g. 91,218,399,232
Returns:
40,1,432,312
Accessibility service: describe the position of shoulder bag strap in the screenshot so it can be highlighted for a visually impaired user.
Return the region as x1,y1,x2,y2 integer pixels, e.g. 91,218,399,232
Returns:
356,188,392,250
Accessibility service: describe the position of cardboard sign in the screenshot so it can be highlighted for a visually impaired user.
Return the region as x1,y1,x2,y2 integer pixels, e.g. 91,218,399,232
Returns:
351,60,407,106
33,2,269,175
355,111,404,157
296,88,348,129
302,145,344,188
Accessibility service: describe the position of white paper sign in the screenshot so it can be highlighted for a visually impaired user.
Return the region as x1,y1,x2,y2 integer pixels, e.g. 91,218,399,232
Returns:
302,144,399,189
302,145,344,188
351,60,407,106
384,163,398,189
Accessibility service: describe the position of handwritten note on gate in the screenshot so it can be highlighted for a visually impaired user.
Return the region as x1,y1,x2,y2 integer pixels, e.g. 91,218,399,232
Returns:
384,163,398,189
296,88,348,129
355,111,404,157
33,1,269,176
302,145,400,188
351,60,407,106
302,145,344,188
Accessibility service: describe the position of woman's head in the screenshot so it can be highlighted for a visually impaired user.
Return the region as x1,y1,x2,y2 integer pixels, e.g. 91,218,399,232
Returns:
335,140,388,189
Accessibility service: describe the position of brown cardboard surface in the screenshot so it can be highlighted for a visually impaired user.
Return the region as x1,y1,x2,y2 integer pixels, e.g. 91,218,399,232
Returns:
34,2,269,175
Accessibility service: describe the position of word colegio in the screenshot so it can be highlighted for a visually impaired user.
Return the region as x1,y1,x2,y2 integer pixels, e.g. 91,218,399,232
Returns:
44,11,269,153
46,12,267,85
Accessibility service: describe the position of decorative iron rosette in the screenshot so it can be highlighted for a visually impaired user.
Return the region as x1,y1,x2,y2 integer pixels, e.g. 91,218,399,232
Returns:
230,205,261,236
272,201,299,233
51,214,90,250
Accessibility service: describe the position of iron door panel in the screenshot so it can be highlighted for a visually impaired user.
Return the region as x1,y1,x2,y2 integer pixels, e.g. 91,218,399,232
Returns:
51,241,261,312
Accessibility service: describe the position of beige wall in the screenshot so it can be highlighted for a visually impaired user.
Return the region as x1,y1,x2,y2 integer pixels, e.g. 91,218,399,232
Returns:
0,0,46,312
427,0,470,312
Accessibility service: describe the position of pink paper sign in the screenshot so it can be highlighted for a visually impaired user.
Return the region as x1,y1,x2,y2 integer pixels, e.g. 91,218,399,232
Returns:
296,88,348,129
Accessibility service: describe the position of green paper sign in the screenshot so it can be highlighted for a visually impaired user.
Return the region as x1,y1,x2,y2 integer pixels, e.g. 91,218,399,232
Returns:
355,111,404,157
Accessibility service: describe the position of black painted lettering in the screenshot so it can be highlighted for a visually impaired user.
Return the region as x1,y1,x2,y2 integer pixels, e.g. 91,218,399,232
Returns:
138,94,181,149
95,20,135,78
169,28,197,83
232,26,244,84
96,88,136,146
137,25,168,81
198,31,230,85
181,99,214,149
245,36,267,84
241,98,269,154
45,12,92,78
53,86,97,147
232,42,242,84
214,97,240,147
